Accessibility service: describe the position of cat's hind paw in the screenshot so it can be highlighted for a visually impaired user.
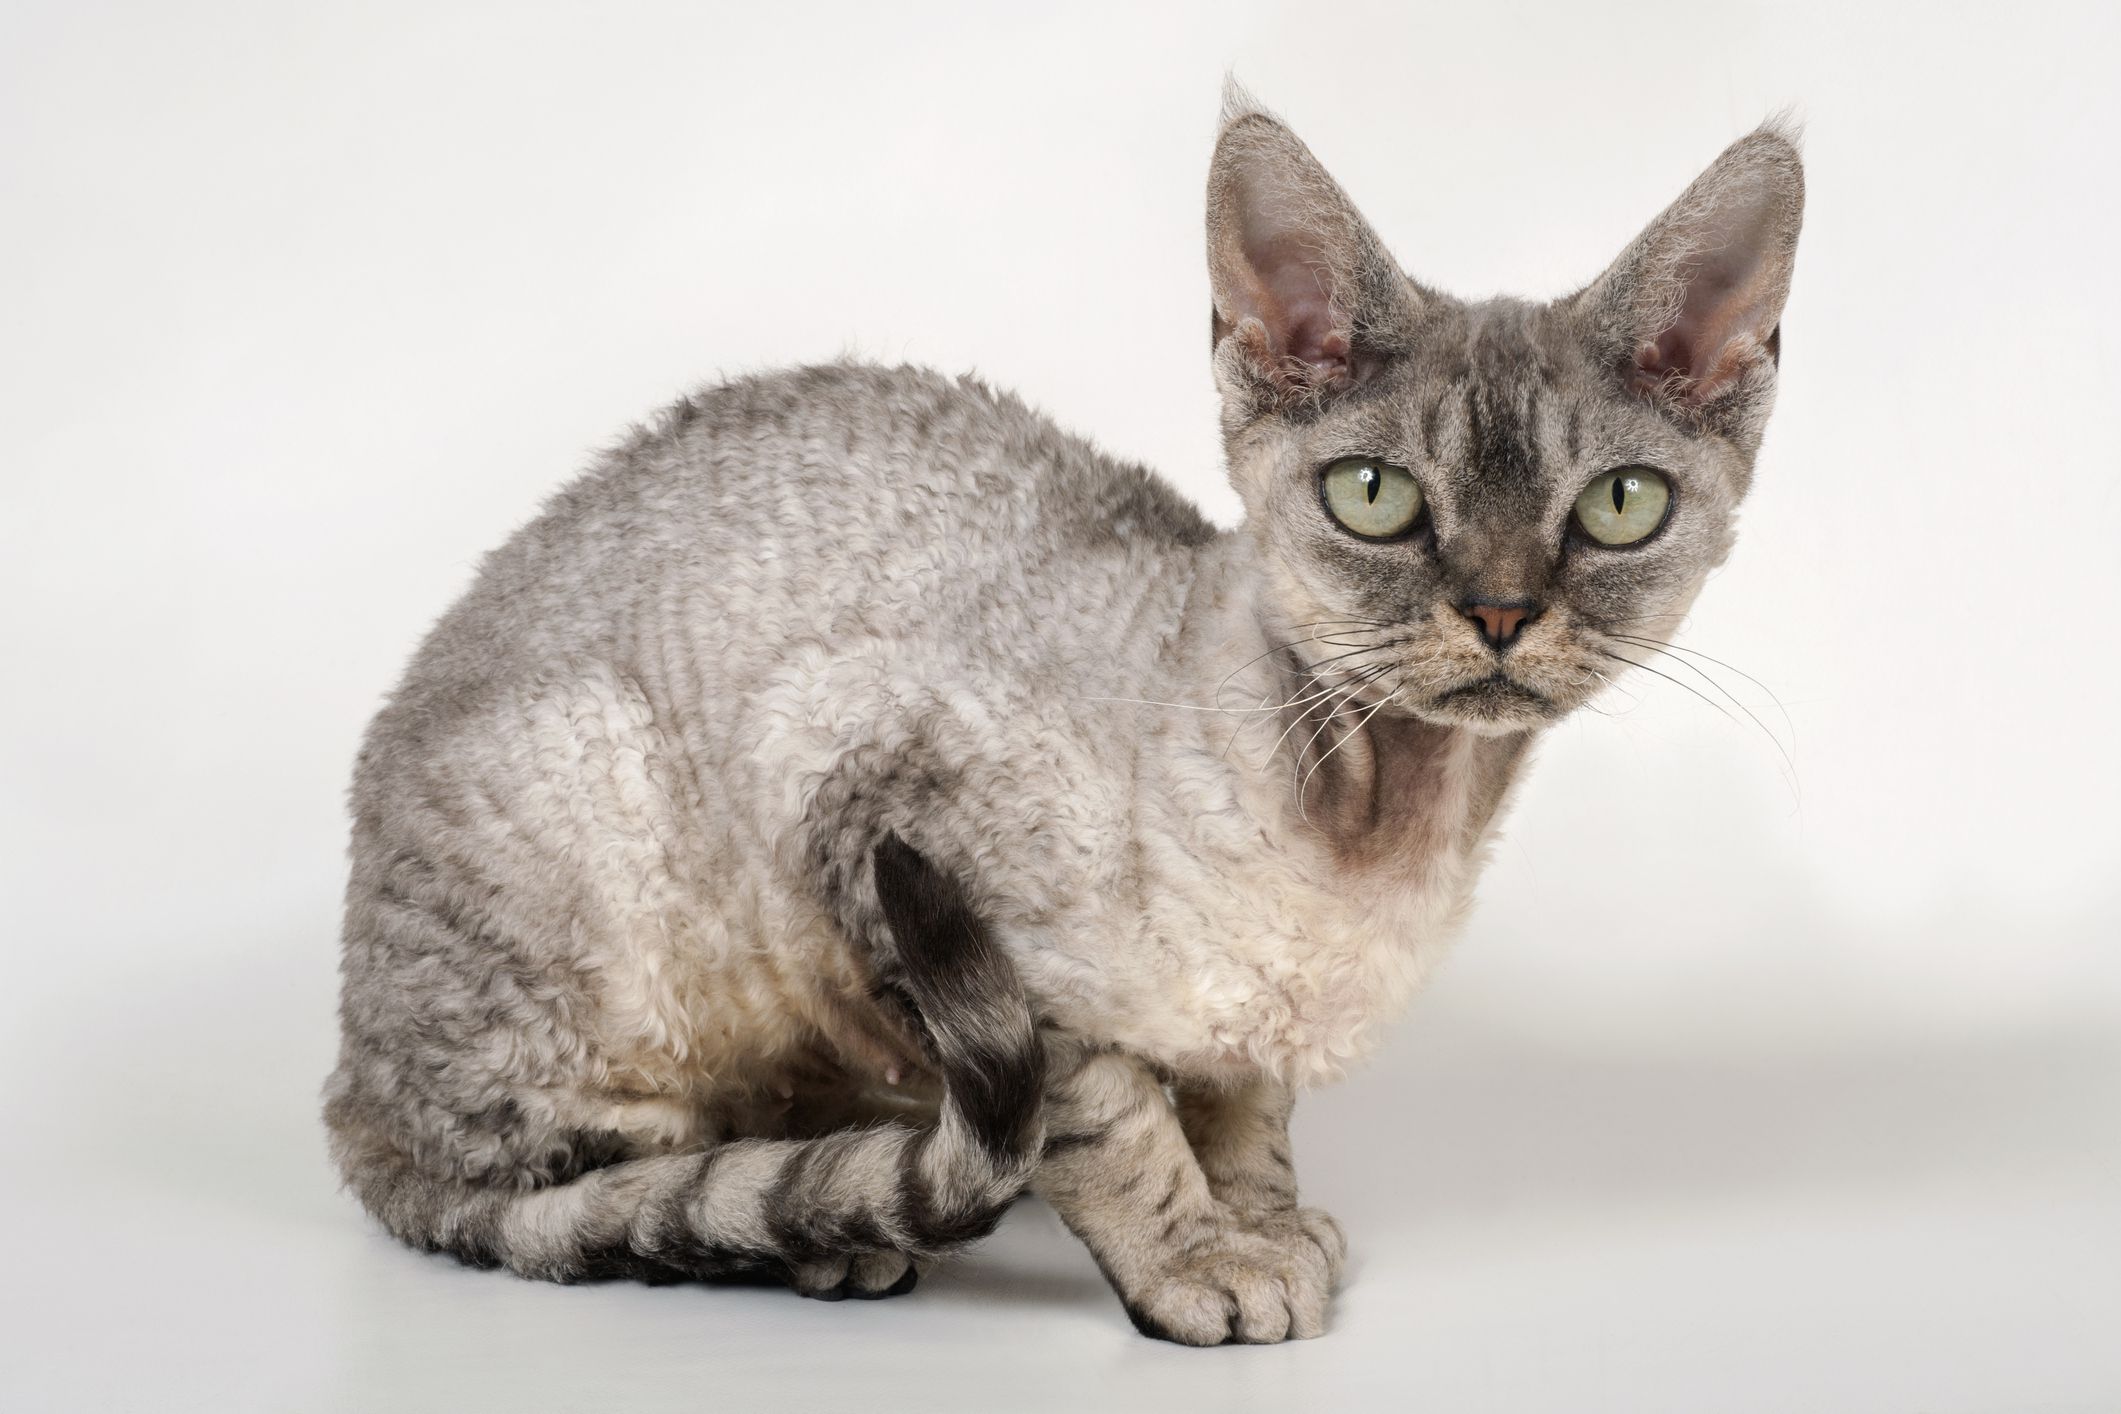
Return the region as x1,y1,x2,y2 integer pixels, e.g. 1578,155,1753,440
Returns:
789,1250,921,1301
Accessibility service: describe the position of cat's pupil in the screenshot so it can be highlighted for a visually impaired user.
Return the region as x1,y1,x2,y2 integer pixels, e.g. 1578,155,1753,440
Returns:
1362,466,1380,503
1612,476,1631,513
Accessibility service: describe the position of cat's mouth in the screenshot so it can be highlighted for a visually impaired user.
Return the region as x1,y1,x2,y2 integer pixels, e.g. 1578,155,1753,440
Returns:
1433,672,1547,706
1424,672,1554,728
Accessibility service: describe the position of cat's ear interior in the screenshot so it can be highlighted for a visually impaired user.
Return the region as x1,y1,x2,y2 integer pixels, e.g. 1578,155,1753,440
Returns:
1580,121,1805,422
1206,95,1413,400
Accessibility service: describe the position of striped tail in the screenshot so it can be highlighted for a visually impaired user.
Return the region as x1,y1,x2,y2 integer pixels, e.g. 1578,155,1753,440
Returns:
332,834,1044,1298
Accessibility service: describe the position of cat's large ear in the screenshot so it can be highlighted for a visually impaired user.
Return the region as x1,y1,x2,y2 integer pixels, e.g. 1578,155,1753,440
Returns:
1576,121,1805,440
1207,92,1416,407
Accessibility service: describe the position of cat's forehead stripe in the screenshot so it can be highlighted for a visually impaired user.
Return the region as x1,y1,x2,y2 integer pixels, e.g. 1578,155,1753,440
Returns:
1396,310,1577,520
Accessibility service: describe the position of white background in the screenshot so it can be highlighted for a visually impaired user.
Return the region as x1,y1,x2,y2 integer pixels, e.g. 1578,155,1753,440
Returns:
4,2,2117,1410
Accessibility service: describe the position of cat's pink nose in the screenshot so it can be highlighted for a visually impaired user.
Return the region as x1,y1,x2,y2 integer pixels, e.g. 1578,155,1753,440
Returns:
1461,600,1537,651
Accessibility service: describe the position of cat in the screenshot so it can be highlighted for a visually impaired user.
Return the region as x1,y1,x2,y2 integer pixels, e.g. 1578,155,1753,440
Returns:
324,90,1802,1345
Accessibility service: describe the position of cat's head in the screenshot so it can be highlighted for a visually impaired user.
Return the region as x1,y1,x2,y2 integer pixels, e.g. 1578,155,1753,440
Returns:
1208,95,1803,735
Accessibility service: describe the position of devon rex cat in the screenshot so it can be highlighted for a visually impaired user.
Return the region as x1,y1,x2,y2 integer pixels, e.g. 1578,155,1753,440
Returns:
325,93,1803,1344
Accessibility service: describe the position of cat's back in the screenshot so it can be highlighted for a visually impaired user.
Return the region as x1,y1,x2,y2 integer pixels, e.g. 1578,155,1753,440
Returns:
638,361,1217,576
360,362,1216,800
470,360,1205,618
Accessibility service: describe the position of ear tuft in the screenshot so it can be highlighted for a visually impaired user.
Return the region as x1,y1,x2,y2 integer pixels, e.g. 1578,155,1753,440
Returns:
1219,73,1270,130
1579,119,1806,438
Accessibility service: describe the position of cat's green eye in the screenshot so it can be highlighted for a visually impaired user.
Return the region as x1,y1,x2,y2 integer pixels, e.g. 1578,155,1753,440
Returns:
1573,467,1671,546
1320,457,1424,540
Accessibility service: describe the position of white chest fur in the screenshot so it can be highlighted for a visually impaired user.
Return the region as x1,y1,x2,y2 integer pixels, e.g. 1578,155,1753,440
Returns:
1013,722,1501,1087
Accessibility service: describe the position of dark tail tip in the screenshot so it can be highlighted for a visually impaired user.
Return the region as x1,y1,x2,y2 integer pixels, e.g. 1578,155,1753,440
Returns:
871,834,1044,1163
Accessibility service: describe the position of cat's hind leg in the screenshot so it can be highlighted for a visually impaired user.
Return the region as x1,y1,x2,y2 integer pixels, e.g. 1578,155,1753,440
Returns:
327,834,1043,1298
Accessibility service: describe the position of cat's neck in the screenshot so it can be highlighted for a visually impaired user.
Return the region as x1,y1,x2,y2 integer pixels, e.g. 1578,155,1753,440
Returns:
1164,534,1536,873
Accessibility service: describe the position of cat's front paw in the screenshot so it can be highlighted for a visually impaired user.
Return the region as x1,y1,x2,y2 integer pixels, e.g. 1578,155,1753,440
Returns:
1118,1225,1334,1345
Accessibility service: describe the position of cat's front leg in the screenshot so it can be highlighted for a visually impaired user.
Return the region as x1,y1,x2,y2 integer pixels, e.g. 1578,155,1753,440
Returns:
1035,1050,1335,1344
1174,1077,1347,1289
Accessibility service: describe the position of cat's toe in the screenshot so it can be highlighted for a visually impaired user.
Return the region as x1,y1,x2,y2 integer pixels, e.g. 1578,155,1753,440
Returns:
1284,1206,1348,1288
1122,1276,1237,1346
790,1256,853,1300
844,1250,919,1299
789,1250,919,1301
1240,1205,1347,1290
1219,1263,1295,1344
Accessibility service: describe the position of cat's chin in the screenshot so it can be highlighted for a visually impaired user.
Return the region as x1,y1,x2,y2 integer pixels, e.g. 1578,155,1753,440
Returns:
1411,674,1560,735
